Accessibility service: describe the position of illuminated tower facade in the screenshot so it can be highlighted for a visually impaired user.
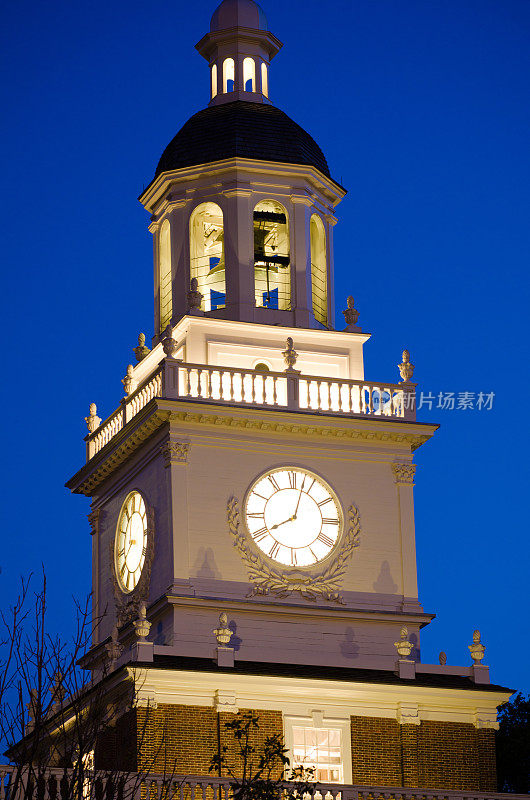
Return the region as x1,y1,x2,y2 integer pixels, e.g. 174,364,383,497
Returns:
67,0,510,791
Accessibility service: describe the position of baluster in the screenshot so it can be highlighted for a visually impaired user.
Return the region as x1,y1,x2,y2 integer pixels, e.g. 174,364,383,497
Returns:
185,368,191,398
229,372,234,401
327,381,332,410
272,376,278,405
317,380,322,410
251,373,256,404
368,385,374,414
198,369,204,399
207,369,212,400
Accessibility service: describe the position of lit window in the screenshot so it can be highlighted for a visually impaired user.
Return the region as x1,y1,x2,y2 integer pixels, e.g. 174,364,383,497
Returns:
253,200,290,310
285,717,351,785
223,58,235,93
243,57,255,92
159,219,172,332
261,62,268,97
211,64,218,98
310,214,327,326
190,202,225,312
254,362,270,373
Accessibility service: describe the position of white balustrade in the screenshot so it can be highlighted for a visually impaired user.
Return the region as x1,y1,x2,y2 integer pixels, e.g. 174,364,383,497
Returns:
86,361,416,462
0,768,525,800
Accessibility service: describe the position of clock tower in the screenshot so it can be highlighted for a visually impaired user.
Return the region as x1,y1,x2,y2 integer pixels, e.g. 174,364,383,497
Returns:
67,0,511,791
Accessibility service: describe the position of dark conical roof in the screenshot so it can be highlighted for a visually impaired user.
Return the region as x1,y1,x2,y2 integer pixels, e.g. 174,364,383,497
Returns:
154,101,331,179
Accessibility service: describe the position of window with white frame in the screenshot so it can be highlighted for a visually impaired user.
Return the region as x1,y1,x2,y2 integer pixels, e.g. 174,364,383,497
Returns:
284,716,351,784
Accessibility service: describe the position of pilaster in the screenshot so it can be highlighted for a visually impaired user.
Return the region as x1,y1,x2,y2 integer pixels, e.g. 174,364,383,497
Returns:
222,190,255,321
290,194,312,327
392,461,419,610
161,435,191,583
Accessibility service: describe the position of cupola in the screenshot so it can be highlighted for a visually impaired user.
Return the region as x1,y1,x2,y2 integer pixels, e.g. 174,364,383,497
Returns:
195,0,282,105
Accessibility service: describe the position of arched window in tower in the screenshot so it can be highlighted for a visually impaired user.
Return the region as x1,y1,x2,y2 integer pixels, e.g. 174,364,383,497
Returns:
253,200,290,311
211,63,218,98
261,62,268,97
243,57,255,92
223,58,235,93
310,214,327,326
159,218,172,332
189,202,225,312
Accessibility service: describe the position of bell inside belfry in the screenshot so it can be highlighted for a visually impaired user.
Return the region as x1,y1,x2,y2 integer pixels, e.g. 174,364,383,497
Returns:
253,200,291,310
190,202,225,311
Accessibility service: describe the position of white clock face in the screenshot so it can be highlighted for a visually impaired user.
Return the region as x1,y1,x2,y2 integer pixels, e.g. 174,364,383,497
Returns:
244,468,342,567
115,492,147,593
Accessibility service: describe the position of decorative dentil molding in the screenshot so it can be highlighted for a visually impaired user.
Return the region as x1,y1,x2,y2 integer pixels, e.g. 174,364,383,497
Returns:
214,689,238,714
397,702,421,725
160,440,190,467
226,497,361,604
392,462,416,485
474,708,499,730
88,508,101,537
110,504,155,628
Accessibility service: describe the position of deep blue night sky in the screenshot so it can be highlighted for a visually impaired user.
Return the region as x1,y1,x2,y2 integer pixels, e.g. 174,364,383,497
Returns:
1,0,529,693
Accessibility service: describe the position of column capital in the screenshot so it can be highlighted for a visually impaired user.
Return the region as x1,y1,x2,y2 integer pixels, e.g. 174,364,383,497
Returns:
161,440,190,467
392,461,416,485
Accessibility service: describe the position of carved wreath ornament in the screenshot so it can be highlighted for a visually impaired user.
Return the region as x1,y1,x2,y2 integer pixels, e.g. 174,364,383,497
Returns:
227,497,361,603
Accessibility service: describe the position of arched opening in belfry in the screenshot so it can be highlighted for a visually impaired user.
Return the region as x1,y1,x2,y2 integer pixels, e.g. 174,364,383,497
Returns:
189,202,225,312
243,57,255,92
223,58,235,92
159,218,172,332
310,214,327,326
211,63,218,98
253,200,290,311
261,62,268,97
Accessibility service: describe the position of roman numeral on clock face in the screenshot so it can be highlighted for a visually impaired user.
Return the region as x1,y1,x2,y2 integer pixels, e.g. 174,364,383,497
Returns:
317,532,334,548
288,471,297,488
247,512,265,519
268,541,280,559
252,527,268,542
322,517,339,525
318,497,332,507
268,474,280,491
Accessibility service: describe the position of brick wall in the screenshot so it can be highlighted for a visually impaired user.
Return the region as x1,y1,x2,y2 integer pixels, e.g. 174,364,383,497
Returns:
417,720,496,791
136,705,283,777
104,705,497,792
350,716,402,786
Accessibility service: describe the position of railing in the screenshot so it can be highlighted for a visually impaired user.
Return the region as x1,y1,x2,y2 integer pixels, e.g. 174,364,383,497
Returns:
1,768,526,800
86,360,416,461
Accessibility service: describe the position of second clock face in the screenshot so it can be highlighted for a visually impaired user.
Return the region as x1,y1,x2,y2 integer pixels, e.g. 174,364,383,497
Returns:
115,491,147,593
244,468,342,567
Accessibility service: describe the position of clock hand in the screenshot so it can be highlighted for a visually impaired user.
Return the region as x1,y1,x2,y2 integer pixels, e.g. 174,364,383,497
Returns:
270,516,295,530
292,482,305,520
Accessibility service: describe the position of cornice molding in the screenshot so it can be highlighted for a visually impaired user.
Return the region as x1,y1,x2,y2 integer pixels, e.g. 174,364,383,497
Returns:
128,666,510,728
139,157,346,213
68,400,436,496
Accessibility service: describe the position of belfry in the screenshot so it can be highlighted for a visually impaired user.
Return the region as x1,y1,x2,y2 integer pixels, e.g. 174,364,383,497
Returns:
66,0,511,791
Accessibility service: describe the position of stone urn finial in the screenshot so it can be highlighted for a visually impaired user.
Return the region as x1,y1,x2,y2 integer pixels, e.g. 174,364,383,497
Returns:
398,349,415,383
282,337,298,372
105,626,123,666
162,325,178,358
133,601,151,642
439,651,447,666
343,296,361,332
469,629,485,665
85,403,102,433
50,670,66,707
394,626,414,659
121,364,138,396
133,332,151,363
213,612,232,646
188,277,204,313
